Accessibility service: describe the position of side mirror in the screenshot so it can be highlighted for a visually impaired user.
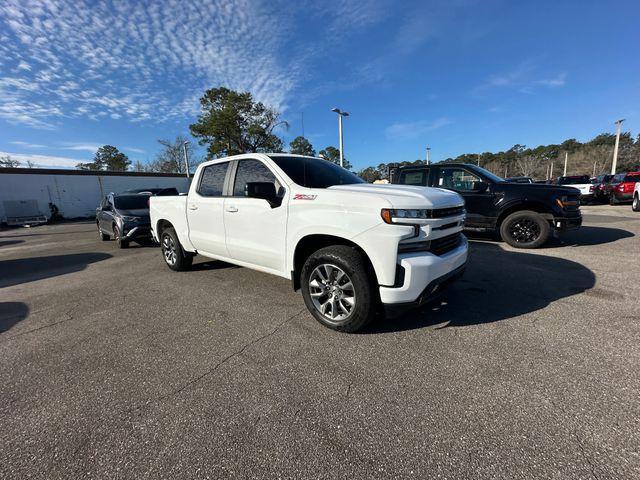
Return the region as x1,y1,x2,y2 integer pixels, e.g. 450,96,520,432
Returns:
470,181,489,193
245,182,280,207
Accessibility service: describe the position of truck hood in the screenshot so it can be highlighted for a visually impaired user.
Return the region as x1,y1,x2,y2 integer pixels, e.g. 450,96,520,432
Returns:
328,184,464,209
497,183,581,196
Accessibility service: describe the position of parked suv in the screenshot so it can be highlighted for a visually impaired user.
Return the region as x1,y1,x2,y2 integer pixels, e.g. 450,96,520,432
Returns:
96,193,152,248
592,174,613,203
391,163,582,248
607,172,640,204
150,154,468,332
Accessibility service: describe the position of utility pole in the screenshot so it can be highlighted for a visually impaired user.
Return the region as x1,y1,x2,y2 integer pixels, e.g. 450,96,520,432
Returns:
182,140,191,179
611,118,625,174
331,108,349,168
426,147,431,165
301,112,304,138
593,161,597,177
546,164,549,180
550,161,554,180
563,151,568,176
477,154,480,166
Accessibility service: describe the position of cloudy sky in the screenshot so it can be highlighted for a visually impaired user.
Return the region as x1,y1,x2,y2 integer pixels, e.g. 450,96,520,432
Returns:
1,0,639,170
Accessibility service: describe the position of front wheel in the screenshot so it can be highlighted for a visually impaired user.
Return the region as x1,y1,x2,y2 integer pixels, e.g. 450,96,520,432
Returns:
300,245,375,333
499,210,551,249
633,194,640,212
609,194,618,205
160,227,193,271
113,225,129,249
97,223,109,241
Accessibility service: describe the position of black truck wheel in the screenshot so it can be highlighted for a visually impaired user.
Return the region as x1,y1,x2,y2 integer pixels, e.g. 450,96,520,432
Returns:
300,245,375,333
160,227,193,271
499,210,550,249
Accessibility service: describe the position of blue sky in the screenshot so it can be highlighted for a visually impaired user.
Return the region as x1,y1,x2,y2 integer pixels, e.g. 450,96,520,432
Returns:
1,0,639,171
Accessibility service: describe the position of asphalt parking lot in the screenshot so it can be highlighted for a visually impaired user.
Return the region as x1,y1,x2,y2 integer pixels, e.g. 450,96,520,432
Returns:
1,205,639,479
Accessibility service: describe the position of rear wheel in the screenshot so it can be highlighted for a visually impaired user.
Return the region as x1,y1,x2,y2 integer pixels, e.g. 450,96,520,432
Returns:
300,245,375,333
113,224,129,248
499,210,550,249
633,194,640,212
609,194,618,205
160,227,193,271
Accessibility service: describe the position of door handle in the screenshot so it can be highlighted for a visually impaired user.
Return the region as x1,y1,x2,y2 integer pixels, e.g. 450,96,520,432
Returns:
188,204,198,210
226,206,238,213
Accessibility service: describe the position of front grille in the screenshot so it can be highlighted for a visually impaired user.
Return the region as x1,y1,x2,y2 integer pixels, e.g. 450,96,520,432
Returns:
430,206,465,218
429,232,462,256
398,232,463,256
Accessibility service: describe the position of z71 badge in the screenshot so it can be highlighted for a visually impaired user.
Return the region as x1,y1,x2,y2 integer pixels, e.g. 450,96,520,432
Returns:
293,194,317,200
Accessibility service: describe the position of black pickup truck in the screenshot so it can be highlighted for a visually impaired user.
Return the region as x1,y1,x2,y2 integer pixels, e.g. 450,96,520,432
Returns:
390,163,582,248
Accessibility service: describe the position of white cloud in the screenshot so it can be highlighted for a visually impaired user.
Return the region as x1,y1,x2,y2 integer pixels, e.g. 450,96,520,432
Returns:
0,0,304,127
10,140,46,148
475,61,567,94
124,147,146,154
0,151,81,168
385,117,453,140
59,142,102,153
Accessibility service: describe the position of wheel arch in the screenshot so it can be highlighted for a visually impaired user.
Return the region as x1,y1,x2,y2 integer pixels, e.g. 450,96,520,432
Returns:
496,201,554,229
291,234,378,291
156,219,174,239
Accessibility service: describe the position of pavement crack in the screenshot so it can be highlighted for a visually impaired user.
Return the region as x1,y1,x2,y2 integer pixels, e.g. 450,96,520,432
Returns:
573,430,601,480
136,308,306,410
2,311,74,341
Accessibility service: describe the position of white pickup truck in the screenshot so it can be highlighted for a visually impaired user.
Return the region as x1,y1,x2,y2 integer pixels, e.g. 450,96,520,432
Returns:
150,154,468,332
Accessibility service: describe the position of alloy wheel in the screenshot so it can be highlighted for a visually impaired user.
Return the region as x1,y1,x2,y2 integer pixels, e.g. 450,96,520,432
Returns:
162,234,177,266
308,264,355,323
509,218,541,244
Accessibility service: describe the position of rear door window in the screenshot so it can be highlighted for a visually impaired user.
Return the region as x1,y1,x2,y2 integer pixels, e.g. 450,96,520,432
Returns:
198,162,230,196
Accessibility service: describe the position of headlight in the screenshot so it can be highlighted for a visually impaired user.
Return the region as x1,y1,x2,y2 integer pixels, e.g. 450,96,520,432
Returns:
555,196,579,209
121,216,138,222
381,208,439,224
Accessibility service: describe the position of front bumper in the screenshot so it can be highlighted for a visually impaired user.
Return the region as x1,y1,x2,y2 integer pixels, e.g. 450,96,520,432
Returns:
379,235,468,306
552,212,582,231
122,225,151,239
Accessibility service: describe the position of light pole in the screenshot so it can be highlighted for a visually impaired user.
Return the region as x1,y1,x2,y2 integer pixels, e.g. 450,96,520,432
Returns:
563,151,568,176
611,118,625,175
426,147,431,165
331,107,349,168
182,140,191,179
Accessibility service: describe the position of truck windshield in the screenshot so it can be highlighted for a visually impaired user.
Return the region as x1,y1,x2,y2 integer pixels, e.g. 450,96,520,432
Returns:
114,195,149,210
269,156,365,188
467,165,505,183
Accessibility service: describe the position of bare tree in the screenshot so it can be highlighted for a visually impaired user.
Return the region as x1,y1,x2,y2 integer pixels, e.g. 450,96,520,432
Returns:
149,136,200,174
0,155,21,168
515,155,539,177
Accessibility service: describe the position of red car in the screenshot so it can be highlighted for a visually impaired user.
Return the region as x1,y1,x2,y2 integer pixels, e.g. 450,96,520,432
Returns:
607,171,640,204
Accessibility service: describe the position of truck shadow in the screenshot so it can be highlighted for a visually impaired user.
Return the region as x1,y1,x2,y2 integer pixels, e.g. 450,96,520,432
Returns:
0,302,29,333
0,240,24,248
465,225,634,248
367,242,596,333
547,226,634,247
0,253,112,288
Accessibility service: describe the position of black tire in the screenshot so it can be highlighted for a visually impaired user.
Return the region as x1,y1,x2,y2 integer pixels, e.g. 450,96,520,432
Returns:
113,224,129,249
633,194,640,212
609,194,618,205
499,210,551,249
97,223,110,241
300,245,375,333
160,227,193,271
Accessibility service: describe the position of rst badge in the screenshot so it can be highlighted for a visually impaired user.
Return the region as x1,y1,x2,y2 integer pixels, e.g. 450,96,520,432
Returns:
293,194,317,200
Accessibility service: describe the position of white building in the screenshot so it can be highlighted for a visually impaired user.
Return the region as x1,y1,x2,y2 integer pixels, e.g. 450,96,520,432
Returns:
0,168,190,224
